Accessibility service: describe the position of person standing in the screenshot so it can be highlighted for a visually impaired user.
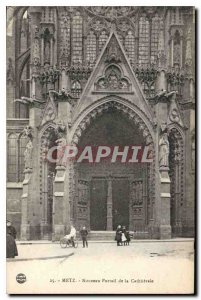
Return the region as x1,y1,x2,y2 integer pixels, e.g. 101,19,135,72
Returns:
125,230,131,245
69,225,76,248
115,225,122,246
6,221,18,258
121,226,127,246
6,220,17,239
80,226,88,248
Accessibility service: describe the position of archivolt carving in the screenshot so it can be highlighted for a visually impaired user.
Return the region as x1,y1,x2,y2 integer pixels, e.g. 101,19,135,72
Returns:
72,100,154,148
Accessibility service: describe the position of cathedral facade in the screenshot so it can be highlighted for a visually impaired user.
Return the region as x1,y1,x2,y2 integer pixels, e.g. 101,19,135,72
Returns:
6,7,195,240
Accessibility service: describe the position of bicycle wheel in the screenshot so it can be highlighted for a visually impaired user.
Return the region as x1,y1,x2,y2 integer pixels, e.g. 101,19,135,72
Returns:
66,240,70,248
60,238,67,248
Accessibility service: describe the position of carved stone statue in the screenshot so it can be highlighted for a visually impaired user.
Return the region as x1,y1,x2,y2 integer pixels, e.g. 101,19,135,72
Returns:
22,125,33,139
159,132,169,168
24,140,33,169
7,58,14,84
55,137,67,166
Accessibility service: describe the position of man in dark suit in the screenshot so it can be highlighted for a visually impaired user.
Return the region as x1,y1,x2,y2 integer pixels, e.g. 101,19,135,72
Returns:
80,226,88,248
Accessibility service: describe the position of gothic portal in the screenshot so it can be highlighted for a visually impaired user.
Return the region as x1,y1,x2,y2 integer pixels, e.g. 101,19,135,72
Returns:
6,7,195,240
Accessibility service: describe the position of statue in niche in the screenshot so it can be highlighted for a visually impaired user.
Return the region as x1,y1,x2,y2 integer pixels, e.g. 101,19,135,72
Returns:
55,137,67,166
24,139,33,169
108,73,119,89
159,132,169,168
7,58,14,84
44,41,50,64
22,125,33,139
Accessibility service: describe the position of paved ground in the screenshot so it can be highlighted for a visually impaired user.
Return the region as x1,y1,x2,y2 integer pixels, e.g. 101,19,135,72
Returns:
7,239,194,294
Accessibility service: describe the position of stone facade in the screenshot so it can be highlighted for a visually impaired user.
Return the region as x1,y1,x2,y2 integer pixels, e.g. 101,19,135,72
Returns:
6,7,195,240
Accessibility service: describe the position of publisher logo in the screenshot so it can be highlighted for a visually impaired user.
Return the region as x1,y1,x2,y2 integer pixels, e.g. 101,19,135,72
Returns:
16,273,26,284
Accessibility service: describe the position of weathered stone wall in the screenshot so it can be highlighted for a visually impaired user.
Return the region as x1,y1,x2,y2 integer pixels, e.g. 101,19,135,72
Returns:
6,185,22,239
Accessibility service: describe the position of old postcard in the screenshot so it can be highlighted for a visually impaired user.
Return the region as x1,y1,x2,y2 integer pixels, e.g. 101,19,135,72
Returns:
6,6,195,294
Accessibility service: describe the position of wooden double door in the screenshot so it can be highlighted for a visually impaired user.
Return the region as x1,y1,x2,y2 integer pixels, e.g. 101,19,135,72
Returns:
90,177,129,231
76,175,147,231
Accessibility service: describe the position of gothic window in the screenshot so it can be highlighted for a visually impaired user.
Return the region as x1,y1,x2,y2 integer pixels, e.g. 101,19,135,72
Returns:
71,80,82,97
59,14,70,64
171,8,176,24
42,7,54,23
18,57,30,118
7,134,17,182
48,7,54,23
86,31,97,64
42,7,46,22
99,30,108,52
7,134,28,182
125,30,135,63
72,12,83,64
173,30,182,67
179,9,182,23
19,135,27,181
151,16,160,64
20,10,30,54
139,16,150,66
43,28,51,65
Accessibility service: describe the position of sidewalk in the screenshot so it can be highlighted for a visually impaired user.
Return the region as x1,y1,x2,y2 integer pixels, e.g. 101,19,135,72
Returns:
7,238,194,263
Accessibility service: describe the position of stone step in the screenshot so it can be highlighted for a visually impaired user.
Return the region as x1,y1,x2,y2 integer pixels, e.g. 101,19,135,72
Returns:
88,231,116,241
87,231,149,240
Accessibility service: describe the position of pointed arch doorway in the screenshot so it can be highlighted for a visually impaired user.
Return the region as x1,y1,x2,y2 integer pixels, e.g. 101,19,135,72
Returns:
73,103,154,232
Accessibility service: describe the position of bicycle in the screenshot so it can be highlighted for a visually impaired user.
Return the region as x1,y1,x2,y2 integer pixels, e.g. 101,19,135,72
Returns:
60,237,78,248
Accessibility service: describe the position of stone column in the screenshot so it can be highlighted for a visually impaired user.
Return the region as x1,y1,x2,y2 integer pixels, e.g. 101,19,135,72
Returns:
52,166,66,240
41,37,44,66
156,70,167,92
159,167,171,239
20,169,32,240
29,7,42,100
156,21,167,93
155,96,172,239
20,106,41,240
174,160,182,235
60,69,67,90
106,177,113,231
50,38,54,66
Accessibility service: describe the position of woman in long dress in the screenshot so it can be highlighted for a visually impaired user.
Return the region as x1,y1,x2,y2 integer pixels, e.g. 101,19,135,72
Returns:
115,225,122,246
6,221,18,258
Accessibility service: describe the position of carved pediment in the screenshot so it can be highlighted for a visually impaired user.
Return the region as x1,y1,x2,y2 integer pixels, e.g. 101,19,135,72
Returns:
72,31,154,123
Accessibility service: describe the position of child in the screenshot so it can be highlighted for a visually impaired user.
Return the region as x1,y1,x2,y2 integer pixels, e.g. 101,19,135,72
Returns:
122,226,127,246
125,230,131,246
